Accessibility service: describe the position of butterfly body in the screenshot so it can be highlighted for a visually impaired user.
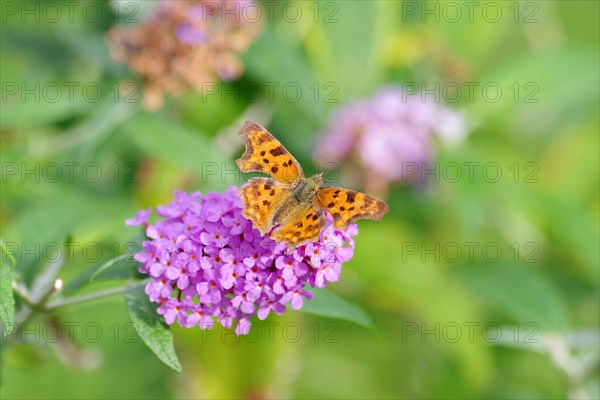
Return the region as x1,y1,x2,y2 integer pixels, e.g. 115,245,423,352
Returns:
291,174,323,204
236,121,389,247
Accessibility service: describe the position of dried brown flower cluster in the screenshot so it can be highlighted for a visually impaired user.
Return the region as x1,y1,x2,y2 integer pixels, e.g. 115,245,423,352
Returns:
108,0,262,110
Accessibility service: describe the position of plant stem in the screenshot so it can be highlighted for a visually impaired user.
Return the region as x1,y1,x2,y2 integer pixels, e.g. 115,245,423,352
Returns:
46,280,149,310
11,281,34,306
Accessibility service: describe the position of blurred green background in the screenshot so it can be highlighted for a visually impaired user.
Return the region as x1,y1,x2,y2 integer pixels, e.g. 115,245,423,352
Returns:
1,0,598,399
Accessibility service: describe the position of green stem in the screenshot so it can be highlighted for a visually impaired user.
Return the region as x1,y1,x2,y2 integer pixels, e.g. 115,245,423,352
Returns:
45,280,149,310
11,281,35,307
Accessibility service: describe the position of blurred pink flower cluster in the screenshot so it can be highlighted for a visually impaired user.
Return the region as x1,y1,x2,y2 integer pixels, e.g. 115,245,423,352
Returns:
315,86,468,197
109,0,261,110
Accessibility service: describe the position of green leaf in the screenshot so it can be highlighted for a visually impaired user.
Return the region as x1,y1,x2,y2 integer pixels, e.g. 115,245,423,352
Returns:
457,262,568,331
317,1,380,99
119,113,230,189
476,49,599,133
0,54,97,129
61,254,141,296
3,191,134,282
0,242,16,337
302,288,374,330
124,285,182,373
243,25,322,120
90,254,134,283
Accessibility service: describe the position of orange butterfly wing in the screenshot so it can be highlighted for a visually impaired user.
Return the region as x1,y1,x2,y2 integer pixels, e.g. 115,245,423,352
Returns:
270,204,326,247
239,177,291,235
317,187,389,231
236,121,303,184
236,121,390,247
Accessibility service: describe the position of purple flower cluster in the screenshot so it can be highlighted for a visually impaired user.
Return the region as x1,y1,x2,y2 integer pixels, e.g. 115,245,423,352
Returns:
315,85,468,192
126,187,357,335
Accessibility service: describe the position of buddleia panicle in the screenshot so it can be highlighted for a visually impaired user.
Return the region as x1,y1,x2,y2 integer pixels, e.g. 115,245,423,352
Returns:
126,187,357,335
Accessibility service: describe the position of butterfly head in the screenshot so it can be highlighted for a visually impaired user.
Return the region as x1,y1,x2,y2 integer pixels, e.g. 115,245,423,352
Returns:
309,173,323,191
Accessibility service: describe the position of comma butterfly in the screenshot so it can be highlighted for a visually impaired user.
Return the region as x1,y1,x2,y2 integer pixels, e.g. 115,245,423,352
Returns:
236,121,389,247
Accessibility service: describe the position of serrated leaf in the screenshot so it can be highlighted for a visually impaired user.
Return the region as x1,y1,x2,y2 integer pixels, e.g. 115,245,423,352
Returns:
124,285,182,373
0,243,16,337
302,288,374,330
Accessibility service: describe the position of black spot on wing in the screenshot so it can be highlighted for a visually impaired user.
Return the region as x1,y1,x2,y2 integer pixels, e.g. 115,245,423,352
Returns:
269,146,286,157
346,192,356,203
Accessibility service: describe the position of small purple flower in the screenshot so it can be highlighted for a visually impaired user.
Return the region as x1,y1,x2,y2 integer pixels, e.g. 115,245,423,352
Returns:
125,207,152,227
127,187,357,335
257,300,285,320
175,23,208,45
